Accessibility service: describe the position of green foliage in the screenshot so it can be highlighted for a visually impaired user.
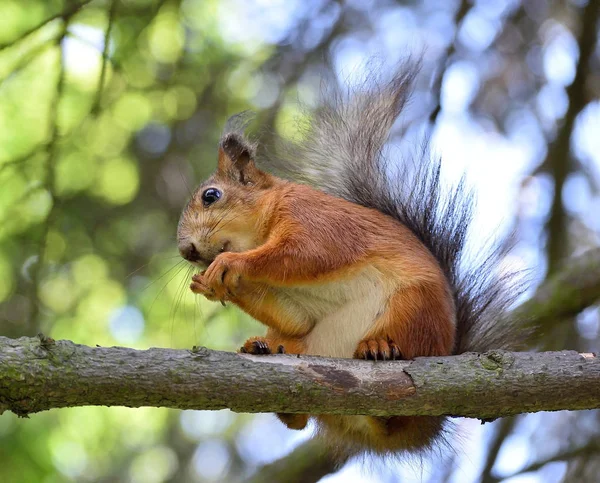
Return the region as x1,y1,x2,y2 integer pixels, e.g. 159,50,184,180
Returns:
2,0,599,481
0,1,266,481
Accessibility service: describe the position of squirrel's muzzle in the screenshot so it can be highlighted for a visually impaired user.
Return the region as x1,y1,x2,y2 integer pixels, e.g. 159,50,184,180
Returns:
179,241,215,266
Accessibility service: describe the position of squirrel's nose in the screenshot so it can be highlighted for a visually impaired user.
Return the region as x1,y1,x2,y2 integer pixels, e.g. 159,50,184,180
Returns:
179,242,201,263
179,242,215,265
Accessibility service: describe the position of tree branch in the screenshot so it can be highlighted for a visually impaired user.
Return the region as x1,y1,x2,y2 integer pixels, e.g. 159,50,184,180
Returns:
27,15,71,330
0,0,95,52
428,0,471,125
0,336,598,418
513,246,600,328
489,441,600,483
91,0,117,114
480,417,519,483
245,440,342,483
546,0,599,273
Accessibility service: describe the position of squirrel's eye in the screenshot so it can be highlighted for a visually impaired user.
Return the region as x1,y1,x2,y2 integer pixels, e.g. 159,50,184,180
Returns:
201,188,222,206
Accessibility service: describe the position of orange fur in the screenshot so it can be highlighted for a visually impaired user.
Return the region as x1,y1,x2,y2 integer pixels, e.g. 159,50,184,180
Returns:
179,142,456,454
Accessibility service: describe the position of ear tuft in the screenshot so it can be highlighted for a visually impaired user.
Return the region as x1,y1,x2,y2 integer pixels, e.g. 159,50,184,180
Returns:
216,112,269,186
220,133,254,167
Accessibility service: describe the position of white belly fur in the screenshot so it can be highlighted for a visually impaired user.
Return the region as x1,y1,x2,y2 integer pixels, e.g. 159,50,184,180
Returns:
278,266,392,358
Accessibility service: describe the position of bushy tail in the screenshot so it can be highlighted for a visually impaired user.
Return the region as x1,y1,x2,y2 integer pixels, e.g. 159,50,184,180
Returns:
261,61,526,354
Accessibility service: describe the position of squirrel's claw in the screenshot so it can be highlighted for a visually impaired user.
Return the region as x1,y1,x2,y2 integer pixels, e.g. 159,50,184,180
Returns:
354,339,403,361
245,339,270,354
239,337,284,355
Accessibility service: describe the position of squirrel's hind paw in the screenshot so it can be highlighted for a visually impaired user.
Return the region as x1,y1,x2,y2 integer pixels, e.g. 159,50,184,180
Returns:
354,338,402,361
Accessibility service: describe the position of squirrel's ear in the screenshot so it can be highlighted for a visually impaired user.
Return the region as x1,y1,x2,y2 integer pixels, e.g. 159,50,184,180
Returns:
217,133,270,187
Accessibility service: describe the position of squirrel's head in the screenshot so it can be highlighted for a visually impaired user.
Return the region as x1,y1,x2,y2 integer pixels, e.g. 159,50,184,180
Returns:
177,131,275,267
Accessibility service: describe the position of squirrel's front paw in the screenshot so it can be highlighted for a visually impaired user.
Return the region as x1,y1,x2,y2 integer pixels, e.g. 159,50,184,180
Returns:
202,252,244,301
239,336,285,355
190,273,220,301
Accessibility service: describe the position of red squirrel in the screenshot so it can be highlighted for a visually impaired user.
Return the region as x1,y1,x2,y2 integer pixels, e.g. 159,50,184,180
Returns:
177,65,521,456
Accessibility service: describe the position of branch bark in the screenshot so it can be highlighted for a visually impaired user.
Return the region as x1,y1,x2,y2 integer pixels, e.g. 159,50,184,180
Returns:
0,336,598,419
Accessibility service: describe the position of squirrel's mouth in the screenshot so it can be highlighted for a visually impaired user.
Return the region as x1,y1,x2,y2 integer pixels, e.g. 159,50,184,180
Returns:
193,256,214,267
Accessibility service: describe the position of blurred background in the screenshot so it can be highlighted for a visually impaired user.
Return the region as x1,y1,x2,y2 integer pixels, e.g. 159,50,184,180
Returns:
0,0,598,482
